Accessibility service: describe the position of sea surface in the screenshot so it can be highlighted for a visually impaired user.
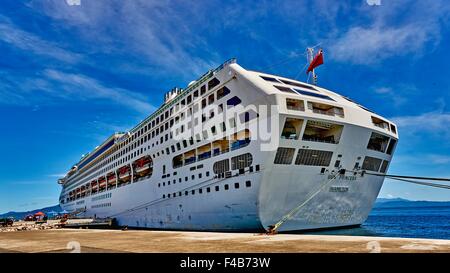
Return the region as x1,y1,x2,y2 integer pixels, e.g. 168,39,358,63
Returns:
305,204,450,240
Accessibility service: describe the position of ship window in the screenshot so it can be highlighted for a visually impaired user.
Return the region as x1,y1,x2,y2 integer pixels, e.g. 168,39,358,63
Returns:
212,138,229,156
286,98,304,111
173,155,183,168
362,156,382,172
390,124,397,134
213,159,230,174
217,86,231,100
191,190,195,195
246,181,251,187
230,129,251,150
231,153,253,170
295,149,333,166
294,89,334,101
229,117,236,128
234,182,239,189
380,160,389,173
279,79,318,91
274,85,296,94
239,110,258,123
281,118,304,140
307,102,344,118
367,132,390,153
208,93,215,104
202,98,207,109
260,76,280,83
215,186,219,191
371,116,389,130
302,120,343,144
227,96,241,107
224,184,229,190
194,90,199,98
386,139,397,155
187,95,192,104
208,78,220,90
207,187,211,193
200,85,206,95
274,147,296,165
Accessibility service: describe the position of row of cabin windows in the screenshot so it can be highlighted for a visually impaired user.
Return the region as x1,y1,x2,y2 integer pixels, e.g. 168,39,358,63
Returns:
162,181,252,199
70,77,221,178
104,110,248,187
69,82,233,188
158,171,211,187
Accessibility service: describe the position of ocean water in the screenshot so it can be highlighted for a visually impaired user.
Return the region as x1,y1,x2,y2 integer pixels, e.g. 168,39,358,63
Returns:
304,205,450,240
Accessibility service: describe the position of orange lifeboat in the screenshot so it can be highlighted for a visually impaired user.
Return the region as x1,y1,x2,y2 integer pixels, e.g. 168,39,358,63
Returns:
107,172,117,187
133,156,153,178
98,176,107,190
118,165,131,182
91,180,98,193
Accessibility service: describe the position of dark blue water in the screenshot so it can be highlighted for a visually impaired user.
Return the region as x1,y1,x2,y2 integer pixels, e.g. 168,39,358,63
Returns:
305,205,450,239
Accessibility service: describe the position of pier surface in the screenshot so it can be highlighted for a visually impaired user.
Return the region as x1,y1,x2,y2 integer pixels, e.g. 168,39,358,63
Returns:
1,229,450,253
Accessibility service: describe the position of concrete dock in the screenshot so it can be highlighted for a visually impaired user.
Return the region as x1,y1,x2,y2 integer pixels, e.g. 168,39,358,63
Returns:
1,229,450,253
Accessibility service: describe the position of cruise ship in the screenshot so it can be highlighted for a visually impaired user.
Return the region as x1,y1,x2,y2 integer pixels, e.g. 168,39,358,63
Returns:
58,58,398,232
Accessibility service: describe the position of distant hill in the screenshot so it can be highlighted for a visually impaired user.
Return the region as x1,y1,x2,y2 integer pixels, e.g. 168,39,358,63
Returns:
374,198,450,208
0,204,62,220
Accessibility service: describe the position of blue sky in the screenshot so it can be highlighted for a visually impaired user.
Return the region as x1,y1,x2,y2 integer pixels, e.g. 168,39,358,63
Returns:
1,0,450,213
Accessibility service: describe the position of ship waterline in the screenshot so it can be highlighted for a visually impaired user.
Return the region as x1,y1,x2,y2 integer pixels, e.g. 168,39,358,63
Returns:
58,59,398,232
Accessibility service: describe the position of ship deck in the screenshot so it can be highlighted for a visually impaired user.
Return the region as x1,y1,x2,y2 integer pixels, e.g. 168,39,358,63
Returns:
1,229,449,253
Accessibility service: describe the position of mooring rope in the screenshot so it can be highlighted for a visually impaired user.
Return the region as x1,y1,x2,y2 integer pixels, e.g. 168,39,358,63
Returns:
268,171,341,233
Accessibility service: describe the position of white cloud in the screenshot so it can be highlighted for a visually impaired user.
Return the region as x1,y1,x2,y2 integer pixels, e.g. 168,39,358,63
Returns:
0,68,155,114
39,69,156,114
0,16,81,64
392,112,450,135
29,0,220,78
373,87,392,94
329,0,450,64
330,25,432,64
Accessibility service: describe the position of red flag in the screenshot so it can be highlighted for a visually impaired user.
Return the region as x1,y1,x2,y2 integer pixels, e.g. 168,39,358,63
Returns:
306,49,324,74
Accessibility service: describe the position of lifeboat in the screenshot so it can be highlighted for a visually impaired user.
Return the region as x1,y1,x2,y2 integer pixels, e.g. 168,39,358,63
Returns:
133,156,153,178
107,172,117,184
118,165,131,182
91,180,98,193
98,176,107,189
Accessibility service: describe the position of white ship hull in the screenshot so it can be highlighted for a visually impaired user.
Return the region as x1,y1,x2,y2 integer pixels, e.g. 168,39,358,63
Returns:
59,59,398,232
